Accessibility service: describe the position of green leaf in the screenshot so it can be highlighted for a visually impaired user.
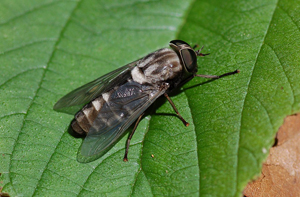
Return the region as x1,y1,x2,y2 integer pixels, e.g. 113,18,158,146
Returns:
1,0,299,196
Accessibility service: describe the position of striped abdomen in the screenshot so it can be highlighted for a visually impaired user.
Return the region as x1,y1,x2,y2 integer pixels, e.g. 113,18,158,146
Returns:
71,81,153,136
71,92,108,136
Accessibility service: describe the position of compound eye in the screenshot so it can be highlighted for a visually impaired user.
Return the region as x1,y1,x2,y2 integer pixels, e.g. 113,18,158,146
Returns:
169,40,191,52
169,40,190,47
181,49,197,72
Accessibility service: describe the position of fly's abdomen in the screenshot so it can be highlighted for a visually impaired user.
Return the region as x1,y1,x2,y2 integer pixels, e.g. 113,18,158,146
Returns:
71,94,108,135
71,81,152,136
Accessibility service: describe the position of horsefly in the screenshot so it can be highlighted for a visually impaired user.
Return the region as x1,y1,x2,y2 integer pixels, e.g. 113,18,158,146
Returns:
54,40,239,163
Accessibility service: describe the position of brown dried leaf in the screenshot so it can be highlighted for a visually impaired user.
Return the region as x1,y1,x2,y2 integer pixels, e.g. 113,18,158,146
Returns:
243,114,300,196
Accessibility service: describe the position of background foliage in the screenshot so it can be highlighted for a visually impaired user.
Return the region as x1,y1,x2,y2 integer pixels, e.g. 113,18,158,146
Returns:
1,0,299,196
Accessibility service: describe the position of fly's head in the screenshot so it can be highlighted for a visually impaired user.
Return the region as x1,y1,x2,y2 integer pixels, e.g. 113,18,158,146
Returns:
169,40,206,76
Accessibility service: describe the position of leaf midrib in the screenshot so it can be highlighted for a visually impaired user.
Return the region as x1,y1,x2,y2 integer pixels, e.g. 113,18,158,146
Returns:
234,0,279,195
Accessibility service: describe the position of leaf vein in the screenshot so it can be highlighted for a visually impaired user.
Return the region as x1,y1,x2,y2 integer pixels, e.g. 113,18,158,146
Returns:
0,0,63,26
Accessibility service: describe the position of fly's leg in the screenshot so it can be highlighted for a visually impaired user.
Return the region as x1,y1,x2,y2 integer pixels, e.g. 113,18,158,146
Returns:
192,44,199,49
195,69,240,79
164,93,189,127
194,45,210,56
193,45,238,77
123,113,144,162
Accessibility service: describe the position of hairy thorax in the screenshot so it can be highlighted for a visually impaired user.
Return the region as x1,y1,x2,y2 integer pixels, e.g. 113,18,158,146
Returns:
131,48,182,85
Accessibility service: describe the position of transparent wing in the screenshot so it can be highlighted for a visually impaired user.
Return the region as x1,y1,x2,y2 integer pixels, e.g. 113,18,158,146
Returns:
77,81,166,163
53,60,138,114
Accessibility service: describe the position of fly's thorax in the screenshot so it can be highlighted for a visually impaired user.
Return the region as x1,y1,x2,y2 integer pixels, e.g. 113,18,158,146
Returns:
131,48,183,85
